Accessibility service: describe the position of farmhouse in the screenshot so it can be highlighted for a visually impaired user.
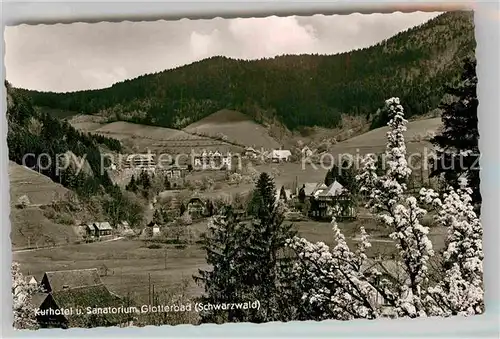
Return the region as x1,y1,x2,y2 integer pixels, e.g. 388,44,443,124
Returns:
302,182,328,198
193,150,232,170
271,149,292,162
25,275,38,287
40,268,102,293
85,223,97,238
94,222,113,237
146,221,161,236
36,269,130,329
244,147,259,159
163,165,185,189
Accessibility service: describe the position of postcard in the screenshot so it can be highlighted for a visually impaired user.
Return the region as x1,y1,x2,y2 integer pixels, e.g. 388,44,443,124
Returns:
5,8,483,329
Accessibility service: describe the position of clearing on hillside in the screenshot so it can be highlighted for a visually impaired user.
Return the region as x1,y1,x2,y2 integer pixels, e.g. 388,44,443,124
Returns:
183,109,282,150
328,117,442,156
74,120,243,154
9,161,70,206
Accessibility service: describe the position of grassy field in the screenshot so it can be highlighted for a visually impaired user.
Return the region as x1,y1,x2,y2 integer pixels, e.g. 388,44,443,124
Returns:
328,117,441,156
8,161,80,249
183,109,282,150
68,117,245,154
14,217,447,305
8,161,70,206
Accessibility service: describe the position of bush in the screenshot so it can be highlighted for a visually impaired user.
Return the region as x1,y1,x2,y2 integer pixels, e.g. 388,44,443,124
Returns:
147,243,162,249
55,213,74,225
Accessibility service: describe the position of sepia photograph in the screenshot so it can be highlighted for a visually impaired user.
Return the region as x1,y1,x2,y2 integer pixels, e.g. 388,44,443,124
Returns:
5,7,483,330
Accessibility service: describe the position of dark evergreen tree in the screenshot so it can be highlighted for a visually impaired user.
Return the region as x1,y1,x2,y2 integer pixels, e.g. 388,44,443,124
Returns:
279,186,287,202
429,57,481,207
153,209,164,225
241,172,297,322
298,184,306,204
193,206,247,324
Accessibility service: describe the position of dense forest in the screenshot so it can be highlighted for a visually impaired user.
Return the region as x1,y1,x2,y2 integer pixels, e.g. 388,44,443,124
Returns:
6,81,143,226
18,11,474,130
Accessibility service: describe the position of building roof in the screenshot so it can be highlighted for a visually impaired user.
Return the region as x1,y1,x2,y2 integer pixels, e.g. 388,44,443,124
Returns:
31,292,48,309
46,284,127,326
41,268,102,293
272,149,292,158
275,188,292,201
86,223,96,231
94,222,113,231
303,182,327,196
316,180,345,198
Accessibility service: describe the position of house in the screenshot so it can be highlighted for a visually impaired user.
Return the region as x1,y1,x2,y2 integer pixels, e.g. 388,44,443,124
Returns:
275,188,293,202
125,153,155,171
193,150,232,170
301,146,314,158
302,182,328,198
93,222,113,237
186,197,206,218
146,221,161,236
40,268,103,293
164,165,185,189
85,223,97,238
245,147,259,159
36,269,130,329
25,275,38,287
309,181,356,220
271,149,292,162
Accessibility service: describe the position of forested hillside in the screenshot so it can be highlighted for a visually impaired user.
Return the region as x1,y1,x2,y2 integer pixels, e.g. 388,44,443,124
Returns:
6,81,144,226
20,11,474,130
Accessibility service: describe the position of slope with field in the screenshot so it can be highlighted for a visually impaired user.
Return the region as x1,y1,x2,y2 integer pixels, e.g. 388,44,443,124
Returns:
8,160,71,206
8,161,79,249
328,117,442,156
183,109,282,150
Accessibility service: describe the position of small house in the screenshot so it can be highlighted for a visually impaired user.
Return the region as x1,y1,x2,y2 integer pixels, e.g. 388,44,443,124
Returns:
301,146,313,158
36,283,128,328
40,268,103,293
26,275,38,287
186,197,206,218
85,223,97,237
245,147,259,159
163,165,186,188
94,222,113,237
271,149,292,163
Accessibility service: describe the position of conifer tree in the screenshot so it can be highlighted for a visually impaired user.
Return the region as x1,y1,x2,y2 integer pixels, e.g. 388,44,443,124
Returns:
242,172,297,322
429,57,481,207
193,206,247,324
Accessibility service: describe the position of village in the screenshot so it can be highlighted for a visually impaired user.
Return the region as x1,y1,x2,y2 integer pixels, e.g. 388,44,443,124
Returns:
8,9,485,331
15,142,371,328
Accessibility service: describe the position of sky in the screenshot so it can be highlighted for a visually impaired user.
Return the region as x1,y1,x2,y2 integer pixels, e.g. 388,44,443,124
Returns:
5,11,441,93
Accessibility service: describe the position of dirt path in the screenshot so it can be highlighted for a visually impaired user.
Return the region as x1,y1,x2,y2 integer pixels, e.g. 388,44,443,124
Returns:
13,236,125,254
